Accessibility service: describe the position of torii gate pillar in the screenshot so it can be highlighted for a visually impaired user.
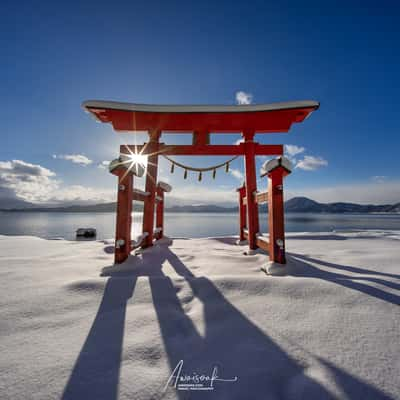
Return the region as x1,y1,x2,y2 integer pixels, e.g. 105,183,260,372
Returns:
243,131,260,250
142,130,161,248
261,157,292,264
114,170,133,264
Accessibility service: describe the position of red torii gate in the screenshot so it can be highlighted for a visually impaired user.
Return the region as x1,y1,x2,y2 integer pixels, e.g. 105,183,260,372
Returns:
83,100,319,264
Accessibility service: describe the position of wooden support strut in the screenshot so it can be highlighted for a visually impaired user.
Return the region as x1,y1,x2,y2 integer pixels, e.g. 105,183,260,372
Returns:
243,191,268,205
132,188,150,202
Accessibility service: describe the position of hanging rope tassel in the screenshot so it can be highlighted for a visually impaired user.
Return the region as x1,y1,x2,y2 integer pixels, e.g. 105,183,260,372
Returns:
161,154,239,182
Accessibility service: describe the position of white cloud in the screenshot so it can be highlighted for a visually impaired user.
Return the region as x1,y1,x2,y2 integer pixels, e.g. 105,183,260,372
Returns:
97,160,110,169
230,168,244,181
53,154,93,166
295,155,328,171
283,144,327,172
0,159,114,206
235,91,253,105
371,175,387,183
0,160,55,178
0,160,58,204
285,144,305,157
287,180,400,205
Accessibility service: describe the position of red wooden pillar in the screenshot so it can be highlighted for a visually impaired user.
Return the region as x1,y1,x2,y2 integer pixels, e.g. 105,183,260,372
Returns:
268,168,286,264
237,185,247,241
142,131,160,248
243,132,260,250
114,170,133,264
155,186,164,239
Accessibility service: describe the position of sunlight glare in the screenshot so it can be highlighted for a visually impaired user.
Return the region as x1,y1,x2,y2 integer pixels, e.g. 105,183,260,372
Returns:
126,153,148,166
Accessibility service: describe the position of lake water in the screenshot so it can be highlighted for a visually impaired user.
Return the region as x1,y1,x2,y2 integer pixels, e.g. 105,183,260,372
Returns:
0,211,399,240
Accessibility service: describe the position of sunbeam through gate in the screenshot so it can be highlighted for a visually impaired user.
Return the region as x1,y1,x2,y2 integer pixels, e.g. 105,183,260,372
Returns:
83,100,319,265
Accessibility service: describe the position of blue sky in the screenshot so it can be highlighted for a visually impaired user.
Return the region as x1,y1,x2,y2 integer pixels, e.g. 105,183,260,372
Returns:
1,0,399,206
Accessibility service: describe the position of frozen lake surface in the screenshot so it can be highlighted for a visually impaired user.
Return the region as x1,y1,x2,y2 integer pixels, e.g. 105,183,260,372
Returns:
0,211,399,240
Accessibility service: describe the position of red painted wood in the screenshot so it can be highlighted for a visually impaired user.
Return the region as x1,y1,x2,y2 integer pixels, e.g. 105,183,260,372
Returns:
244,191,269,205
132,191,148,202
267,168,286,264
255,191,268,204
192,130,210,146
88,107,316,133
114,171,133,264
155,186,164,239
141,137,159,248
237,186,247,241
100,99,317,259
243,140,259,249
256,237,270,252
121,143,283,156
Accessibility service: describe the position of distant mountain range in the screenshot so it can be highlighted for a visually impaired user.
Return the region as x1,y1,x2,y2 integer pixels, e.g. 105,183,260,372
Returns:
284,197,400,213
1,197,399,213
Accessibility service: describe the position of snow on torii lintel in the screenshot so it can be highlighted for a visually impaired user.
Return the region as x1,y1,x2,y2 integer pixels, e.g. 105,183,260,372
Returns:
82,99,319,133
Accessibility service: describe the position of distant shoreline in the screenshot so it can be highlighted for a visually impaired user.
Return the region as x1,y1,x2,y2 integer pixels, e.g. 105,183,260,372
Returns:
1,210,399,215
1,196,399,214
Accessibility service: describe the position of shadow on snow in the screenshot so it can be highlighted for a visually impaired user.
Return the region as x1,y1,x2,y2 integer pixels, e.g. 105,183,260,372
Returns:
62,240,395,400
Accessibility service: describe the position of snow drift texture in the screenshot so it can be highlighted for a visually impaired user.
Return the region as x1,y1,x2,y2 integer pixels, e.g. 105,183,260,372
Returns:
0,231,399,399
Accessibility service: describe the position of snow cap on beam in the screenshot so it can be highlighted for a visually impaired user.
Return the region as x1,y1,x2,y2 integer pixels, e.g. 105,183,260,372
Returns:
157,181,172,192
260,156,293,177
82,99,320,133
82,99,320,114
109,155,146,177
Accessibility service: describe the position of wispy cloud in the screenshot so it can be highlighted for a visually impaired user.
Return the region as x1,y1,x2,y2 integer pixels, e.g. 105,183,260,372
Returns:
230,168,244,181
235,91,253,105
285,144,305,157
53,154,93,166
283,144,327,171
371,175,387,183
97,160,110,169
295,155,328,171
47,185,115,205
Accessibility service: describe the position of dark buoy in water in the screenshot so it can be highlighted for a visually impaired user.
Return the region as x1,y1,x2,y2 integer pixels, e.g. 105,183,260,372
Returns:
76,228,97,239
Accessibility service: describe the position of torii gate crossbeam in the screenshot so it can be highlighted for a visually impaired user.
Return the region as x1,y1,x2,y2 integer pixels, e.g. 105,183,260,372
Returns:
120,143,284,156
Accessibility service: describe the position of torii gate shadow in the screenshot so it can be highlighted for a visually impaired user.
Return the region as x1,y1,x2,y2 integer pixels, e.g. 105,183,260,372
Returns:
62,240,394,400
286,253,400,306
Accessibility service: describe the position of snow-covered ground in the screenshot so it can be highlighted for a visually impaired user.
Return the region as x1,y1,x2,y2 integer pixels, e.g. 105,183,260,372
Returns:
0,231,399,400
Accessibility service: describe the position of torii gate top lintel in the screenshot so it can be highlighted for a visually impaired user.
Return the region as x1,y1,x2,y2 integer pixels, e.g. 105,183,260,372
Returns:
82,99,319,134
